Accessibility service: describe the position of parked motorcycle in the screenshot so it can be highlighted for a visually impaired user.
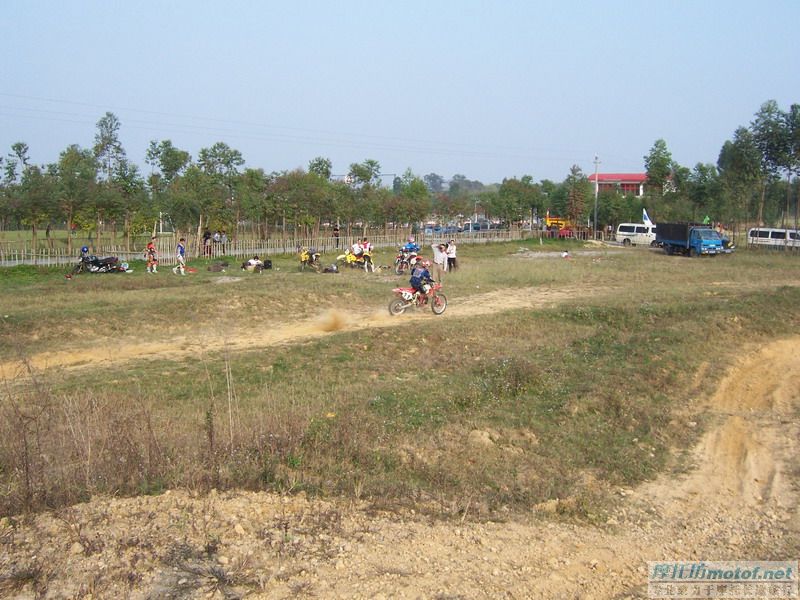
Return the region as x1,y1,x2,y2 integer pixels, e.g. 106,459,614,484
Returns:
299,247,322,272
336,248,375,272
394,248,417,275
388,282,447,315
69,254,130,276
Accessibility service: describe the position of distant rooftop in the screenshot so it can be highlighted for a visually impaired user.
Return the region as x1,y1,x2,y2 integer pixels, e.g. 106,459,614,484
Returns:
588,173,647,183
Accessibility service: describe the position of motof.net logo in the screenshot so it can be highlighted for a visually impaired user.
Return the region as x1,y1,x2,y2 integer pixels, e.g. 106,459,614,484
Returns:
648,561,798,599
650,561,796,582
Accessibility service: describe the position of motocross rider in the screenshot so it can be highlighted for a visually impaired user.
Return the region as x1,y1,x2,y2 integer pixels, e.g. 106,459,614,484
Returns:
401,236,420,254
409,259,433,299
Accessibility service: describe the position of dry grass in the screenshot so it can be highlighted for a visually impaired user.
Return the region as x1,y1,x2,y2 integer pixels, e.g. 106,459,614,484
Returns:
2,243,800,518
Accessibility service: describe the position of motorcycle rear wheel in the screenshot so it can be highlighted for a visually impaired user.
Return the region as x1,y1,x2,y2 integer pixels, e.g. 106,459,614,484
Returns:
388,298,407,316
431,292,448,315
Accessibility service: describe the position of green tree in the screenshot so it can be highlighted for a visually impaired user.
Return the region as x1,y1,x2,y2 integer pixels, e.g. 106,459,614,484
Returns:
56,145,98,252
596,189,631,229
448,174,484,196
112,159,147,250
751,100,791,226
389,169,430,226
347,159,382,188
686,163,721,222
564,165,589,227
786,104,800,228
145,139,191,186
17,165,57,255
644,139,673,191
423,172,445,193
93,112,126,181
198,142,245,237
308,156,332,180
718,127,762,228
168,164,217,234
499,175,543,226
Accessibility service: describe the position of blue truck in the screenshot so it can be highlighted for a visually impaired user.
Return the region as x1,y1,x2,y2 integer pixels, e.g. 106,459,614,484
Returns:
656,222,725,256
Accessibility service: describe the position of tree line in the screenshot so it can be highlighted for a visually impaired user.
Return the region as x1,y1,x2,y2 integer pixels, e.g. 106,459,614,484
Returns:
1,100,797,252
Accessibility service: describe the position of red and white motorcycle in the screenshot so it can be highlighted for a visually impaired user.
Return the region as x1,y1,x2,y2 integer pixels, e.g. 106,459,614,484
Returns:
388,281,447,315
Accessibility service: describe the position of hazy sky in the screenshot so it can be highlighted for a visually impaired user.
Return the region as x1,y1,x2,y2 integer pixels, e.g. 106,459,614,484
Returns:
2,0,798,185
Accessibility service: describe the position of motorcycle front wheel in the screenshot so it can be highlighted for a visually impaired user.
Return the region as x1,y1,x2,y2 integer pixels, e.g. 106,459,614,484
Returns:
431,292,448,315
388,298,407,316
395,261,405,275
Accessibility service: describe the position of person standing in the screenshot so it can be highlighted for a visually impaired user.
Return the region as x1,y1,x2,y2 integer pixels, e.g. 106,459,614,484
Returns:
145,236,159,273
333,225,340,249
446,239,457,271
173,238,186,275
431,243,448,282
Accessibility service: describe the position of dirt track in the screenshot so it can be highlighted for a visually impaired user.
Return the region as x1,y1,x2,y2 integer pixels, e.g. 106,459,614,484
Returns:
0,284,584,380
1,286,798,598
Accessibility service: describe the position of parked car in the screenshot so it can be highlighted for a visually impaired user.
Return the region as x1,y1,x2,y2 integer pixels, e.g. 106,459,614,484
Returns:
557,227,574,238
616,223,657,246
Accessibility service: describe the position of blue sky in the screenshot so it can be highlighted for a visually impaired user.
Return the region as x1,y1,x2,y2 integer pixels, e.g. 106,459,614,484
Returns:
1,0,798,184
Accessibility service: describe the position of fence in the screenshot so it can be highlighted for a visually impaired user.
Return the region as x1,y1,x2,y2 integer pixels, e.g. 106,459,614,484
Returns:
1,228,551,267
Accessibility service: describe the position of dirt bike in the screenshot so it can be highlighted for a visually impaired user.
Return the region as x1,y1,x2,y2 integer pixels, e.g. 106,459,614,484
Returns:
388,281,447,315
68,255,130,276
337,248,375,272
241,258,272,272
299,248,322,272
394,248,417,275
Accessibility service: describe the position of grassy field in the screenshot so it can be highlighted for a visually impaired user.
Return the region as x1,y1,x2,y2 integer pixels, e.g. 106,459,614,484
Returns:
1,239,799,519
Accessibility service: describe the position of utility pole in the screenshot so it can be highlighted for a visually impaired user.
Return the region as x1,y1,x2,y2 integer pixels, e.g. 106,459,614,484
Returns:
593,155,600,240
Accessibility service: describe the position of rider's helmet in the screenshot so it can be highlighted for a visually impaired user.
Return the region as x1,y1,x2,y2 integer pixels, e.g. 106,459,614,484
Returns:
407,236,415,243
81,246,89,253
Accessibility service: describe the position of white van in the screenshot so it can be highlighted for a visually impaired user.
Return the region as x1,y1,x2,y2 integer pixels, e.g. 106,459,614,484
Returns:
747,228,800,249
615,223,658,246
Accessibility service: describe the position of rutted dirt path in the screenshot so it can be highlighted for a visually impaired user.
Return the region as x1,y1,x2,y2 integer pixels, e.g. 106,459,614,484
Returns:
0,284,586,380
4,276,800,381
1,333,797,598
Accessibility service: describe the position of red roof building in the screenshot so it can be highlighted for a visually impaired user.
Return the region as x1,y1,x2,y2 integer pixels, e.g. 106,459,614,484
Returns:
588,173,647,197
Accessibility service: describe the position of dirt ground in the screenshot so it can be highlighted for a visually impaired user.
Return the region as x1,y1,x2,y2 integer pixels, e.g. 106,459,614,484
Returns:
1,285,798,599
0,283,584,379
